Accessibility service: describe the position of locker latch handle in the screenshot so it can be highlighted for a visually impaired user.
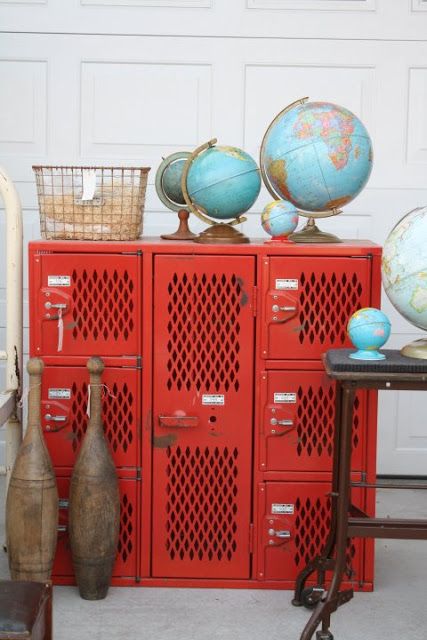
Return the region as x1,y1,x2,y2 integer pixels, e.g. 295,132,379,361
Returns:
159,415,199,428
44,302,67,310
270,418,293,427
272,304,297,313
45,414,67,422
268,528,291,539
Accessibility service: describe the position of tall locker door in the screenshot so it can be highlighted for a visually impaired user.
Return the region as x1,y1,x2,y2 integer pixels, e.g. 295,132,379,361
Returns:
152,255,256,579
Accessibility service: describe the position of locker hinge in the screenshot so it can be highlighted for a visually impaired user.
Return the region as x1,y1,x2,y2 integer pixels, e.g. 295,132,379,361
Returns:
136,355,142,370
361,471,367,483
136,468,142,481
252,286,258,317
249,523,255,554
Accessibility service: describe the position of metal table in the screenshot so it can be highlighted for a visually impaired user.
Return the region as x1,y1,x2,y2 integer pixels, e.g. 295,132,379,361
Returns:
292,349,427,640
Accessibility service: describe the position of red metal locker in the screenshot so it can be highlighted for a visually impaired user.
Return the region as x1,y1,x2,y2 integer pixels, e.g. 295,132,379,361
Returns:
261,256,372,360
260,370,367,473
256,482,368,587
30,252,141,357
53,473,139,583
151,255,255,579
40,366,140,469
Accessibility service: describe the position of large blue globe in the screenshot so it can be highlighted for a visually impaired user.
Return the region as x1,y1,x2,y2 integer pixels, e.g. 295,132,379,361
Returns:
187,145,261,221
261,101,373,212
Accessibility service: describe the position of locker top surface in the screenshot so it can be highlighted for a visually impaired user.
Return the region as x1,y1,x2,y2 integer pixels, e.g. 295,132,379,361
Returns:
29,237,381,256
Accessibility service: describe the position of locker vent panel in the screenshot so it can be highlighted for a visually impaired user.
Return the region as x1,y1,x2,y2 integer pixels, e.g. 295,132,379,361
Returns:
118,492,135,564
294,496,357,577
295,387,362,457
165,446,239,562
71,268,135,341
166,273,242,392
298,272,364,345
71,381,134,454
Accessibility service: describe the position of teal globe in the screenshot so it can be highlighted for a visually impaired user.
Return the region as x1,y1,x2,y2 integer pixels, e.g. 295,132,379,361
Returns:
382,206,427,332
186,145,261,220
261,101,373,212
161,157,187,206
261,200,299,239
347,308,391,360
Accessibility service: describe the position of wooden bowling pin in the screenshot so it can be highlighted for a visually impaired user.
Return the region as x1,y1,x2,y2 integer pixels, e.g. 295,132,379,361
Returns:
6,358,58,581
69,357,120,600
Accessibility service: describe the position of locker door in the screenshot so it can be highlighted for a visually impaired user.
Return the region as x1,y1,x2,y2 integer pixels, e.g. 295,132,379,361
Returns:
152,255,255,579
30,253,141,357
261,256,372,360
260,370,367,473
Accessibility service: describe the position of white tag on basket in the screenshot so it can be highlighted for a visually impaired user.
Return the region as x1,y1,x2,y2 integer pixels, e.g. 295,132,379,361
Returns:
82,170,97,201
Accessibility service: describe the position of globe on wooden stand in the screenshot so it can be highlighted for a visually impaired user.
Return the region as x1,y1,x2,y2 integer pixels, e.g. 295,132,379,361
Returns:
155,151,197,240
259,97,373,243
181,139,261,244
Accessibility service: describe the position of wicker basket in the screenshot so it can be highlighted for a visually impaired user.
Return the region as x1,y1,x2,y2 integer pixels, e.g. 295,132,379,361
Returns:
33,166,150,241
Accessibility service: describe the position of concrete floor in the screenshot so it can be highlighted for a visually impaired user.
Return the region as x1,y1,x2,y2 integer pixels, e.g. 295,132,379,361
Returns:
1,483,426,640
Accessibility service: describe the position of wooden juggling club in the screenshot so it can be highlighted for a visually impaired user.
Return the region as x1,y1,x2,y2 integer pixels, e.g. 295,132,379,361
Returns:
69,357,120,600
6,358,58,580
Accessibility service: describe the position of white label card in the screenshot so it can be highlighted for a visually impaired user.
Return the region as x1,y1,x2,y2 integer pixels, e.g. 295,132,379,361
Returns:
48,388,71,400
272,503,294,515
202,394,225,406
82,169,97,201
274,392,297,404
48,275,70,287
275,278,298,290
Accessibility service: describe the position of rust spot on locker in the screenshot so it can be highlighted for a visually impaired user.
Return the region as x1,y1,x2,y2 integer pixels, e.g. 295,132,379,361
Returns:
237,277,248,306
65,322,78,330
153,433,178,449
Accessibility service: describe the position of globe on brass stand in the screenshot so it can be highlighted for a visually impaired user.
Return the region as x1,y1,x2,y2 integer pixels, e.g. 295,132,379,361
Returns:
181,138,261,245
155,151,197,240
382,206,427,359
259,97,374,243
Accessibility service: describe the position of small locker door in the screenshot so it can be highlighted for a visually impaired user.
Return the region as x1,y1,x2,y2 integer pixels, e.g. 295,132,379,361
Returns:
152,255,256,579
41,366,141,469
257,482,366,585
30,253,141,357
261,256,372,360
260,370,367,473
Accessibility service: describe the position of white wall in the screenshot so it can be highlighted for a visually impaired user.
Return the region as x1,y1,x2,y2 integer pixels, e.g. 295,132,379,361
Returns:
1,0,427,474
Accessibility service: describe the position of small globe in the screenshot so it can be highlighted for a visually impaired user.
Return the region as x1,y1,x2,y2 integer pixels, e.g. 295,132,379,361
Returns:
186,145,261,221
162,157,187,206
155,151,191,212
261,101,373,212
347,308,391,360
261,200,299,239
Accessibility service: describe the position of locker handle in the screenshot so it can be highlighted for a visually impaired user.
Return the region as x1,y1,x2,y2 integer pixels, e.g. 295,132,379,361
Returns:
272,304,297,313
159,415,199,428
45,414,67,422
268,528,291,539
270,418,293,427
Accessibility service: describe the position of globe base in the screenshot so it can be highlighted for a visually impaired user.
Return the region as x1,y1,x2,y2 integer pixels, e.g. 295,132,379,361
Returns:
264,235,294,244
401,338,427,360
194,223,250,245
161,209,197,241
349,349,386,361
290,218,342,244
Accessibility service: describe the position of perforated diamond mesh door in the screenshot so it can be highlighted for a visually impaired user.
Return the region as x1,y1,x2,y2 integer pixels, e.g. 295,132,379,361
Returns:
264,257,371,359
33,254,140,356
152,255,255,579
41,366,140,468
258,482,365,584
52,475,139,582
261,370,367,472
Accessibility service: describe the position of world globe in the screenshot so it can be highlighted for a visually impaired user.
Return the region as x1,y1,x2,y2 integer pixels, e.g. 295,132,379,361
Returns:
347,308,391,360
382,206,427,358
182,139,261,244
261,200,299,241
186,144,261,220
260,98,373,242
